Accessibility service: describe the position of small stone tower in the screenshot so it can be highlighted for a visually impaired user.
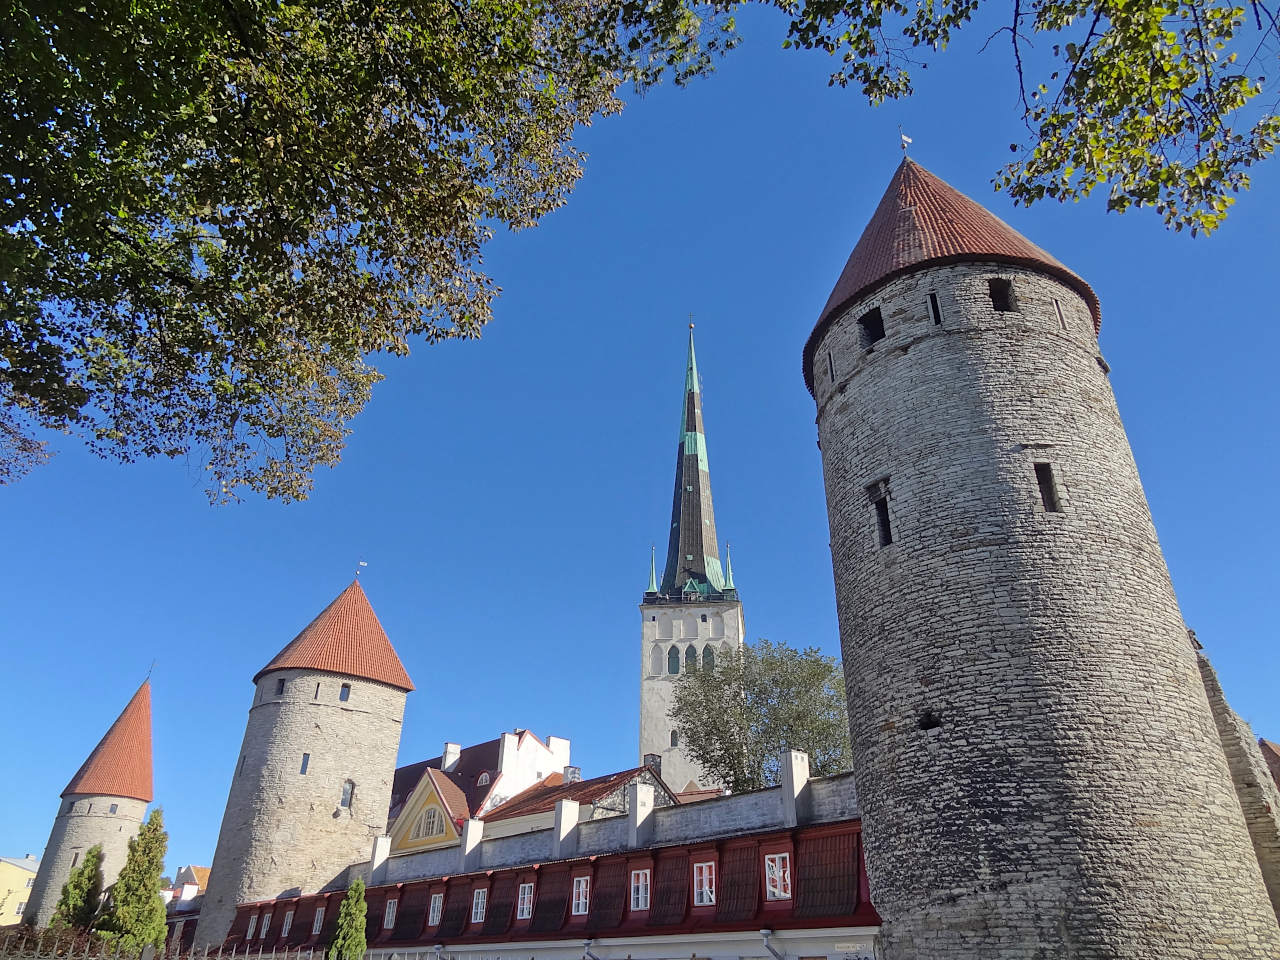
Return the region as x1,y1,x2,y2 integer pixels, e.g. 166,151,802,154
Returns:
24,681,153,928
803,159,1280,958
639,328,744,792
197,581,413,948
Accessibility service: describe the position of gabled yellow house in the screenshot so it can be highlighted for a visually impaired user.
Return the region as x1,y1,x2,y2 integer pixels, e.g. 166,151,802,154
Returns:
389,768,466,854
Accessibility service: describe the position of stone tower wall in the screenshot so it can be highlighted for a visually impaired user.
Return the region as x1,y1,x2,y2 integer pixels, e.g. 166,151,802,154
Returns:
23,795,146,928
639,599,743,791
197,669,406,948
808,261,1280,958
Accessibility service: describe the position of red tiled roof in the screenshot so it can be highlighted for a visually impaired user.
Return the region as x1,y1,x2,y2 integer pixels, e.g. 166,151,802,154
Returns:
63,681,153,802
674,787,722,804
481,767,671,822
391,738,502,822
423,767,472,823
804,159,1101,393
255,580,413,691
1260,739,1280,790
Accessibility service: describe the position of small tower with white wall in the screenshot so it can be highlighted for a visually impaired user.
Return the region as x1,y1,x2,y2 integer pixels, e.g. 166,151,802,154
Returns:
24,681,153,928
639,328,744,792
197,581,413,947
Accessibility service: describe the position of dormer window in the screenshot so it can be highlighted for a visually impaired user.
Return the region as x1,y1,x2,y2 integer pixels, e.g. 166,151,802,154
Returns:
477,772,491,787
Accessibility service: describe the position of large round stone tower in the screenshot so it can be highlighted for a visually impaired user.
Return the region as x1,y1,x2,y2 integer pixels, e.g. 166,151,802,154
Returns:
197,581,412,948
803,159,1280,958
24,681,152,929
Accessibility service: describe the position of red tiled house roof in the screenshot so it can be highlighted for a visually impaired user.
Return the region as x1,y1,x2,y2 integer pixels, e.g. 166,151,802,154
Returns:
482,767,673,822
255,580,413,691
804,158,1101,393
63,681,153,802
391,739,502,823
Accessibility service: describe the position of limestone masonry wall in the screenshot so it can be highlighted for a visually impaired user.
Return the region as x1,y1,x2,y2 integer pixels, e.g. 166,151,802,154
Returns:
197,669,406,948
23,794,146,928
809,261,1280,958
650,787,779,845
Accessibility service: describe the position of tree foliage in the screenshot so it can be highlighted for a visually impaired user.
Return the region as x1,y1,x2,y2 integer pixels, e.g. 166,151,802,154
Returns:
50,844,105,930
95,810,167,954
4,0,1277,495
669,638,851,793
328,877,367,960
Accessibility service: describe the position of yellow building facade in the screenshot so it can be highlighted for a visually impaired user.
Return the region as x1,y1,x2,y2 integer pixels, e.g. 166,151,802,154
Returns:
0,855,39,927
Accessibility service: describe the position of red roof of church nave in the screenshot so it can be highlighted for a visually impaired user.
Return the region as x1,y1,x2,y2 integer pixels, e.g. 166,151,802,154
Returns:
63,681,153,802
255,580,414,691
805,159,1101,392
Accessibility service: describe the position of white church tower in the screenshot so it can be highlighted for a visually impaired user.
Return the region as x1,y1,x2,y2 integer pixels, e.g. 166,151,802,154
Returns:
639,327,744,792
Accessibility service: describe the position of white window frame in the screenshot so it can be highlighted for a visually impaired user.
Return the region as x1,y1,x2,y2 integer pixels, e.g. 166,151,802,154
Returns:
630,869,650,911
383,899,397,929
17,901,27,915
693,861,716,906
260,911,272,938
764,852,792,901
516,882,534,920
471,888,487,923
571,876,590,916
411,807,445,840
246,914,258,940
280,910,294,938
428,893,443,926
311,906,325,935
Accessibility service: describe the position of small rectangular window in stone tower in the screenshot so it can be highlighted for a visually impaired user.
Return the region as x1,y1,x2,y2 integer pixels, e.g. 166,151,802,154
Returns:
867,480,893,547
275,678,286,696
988,278,1017,312
1054,298,1067,330
857,307,885,347
929,292,942,324
827,350,836,381
1034,462,1062,512
340,780,354,808
300,753,310,775
339,683,351,702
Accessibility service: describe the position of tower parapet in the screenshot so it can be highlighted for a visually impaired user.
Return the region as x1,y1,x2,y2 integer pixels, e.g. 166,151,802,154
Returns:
197,581,412,948
805,159,1280,958
24,681,152,929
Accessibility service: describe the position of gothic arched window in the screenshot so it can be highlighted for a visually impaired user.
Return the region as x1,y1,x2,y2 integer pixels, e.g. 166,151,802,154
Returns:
477,772,491,787
685,645,697,670
702,645,715,671
668,646,680,675
650,645,663,676
411,807,445,840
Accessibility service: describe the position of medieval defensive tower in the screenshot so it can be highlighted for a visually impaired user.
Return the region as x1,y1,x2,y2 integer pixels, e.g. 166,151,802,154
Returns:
639,328,744,792
197,581,412,948
803,159,1280,958
24,681,152,928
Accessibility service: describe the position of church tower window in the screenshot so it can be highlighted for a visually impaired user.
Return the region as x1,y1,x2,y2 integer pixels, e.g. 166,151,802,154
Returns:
685,645,698,670
702,646,715,670
668,647,680,675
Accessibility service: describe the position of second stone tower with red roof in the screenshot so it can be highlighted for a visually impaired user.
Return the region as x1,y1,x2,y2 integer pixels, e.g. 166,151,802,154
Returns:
198,581,414,948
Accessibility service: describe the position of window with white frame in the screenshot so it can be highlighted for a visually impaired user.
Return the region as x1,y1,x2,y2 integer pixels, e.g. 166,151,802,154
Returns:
410,807,445,840
311,906,325,934
25,877,33,888
764,853,792,900
281,910,294,938
516,882,534,919
471,888,487,923
17,902,26,915
383,899,397,929
260,911,272,938
630,869,650,910
428,893,443,926
571,876,590,915
693,861,716,906
246,914,258,940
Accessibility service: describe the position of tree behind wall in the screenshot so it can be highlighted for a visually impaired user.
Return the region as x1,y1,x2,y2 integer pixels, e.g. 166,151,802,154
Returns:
328,877,367,960
95,810,167,953
51,843,104,929
669,638,851,793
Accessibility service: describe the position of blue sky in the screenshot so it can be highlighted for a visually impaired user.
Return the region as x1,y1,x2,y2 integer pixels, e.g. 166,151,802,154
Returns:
3,9,1278,875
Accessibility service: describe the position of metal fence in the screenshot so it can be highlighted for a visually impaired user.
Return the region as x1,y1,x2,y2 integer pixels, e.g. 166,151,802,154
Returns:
0,933,346,960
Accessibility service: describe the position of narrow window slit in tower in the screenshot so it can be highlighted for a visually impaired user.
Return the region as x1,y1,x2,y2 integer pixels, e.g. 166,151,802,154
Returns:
300,753,310,775
857,307,885,348
1054,298,1067,330
339,683,351,702
867,480,893,547
275,678,286,696
1034,462,1062,512
929,292,942,325
988,278,1017,312
827,350,836,381
314,683,320,699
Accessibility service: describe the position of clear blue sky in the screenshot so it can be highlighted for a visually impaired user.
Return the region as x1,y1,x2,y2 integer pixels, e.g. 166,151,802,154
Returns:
3,9,1278,875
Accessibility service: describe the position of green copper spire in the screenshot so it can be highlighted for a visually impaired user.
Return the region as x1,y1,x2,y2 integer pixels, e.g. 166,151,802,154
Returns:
724,544,736,590
647,545,658,594
658,325,726,598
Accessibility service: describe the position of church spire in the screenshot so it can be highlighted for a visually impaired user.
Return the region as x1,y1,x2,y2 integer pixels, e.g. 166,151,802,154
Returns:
658,326,726,598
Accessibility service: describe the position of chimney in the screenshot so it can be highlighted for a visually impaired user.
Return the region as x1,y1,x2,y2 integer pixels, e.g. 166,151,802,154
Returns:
563,765,582,784
780,749,812,828
643,753,662,777
442,742,461,773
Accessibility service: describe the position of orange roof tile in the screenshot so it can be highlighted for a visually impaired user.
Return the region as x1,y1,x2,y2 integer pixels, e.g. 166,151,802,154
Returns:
804,159,1101,393
1260,739,1280,790
255,580,413,691
423,767,472,823
63,681,153,802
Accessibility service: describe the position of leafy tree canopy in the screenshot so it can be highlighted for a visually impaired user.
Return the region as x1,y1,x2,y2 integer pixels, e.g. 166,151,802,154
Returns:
51,843,105,930
95,809,167,954
669,638,851,793
328,876,368,960
4,0,1276,497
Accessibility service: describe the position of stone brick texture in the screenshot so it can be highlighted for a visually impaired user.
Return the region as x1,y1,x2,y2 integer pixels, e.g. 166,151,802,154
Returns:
808,261,1280,958
23,794,146,928
197,669,405,948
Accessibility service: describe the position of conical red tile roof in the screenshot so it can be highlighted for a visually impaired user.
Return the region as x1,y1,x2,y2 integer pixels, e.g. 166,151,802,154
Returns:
63,681,153,802
805,159,1100,392
255,580,414,691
